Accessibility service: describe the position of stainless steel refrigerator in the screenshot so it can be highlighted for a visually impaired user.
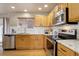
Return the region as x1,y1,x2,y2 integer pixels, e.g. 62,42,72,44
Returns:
3,35,15,50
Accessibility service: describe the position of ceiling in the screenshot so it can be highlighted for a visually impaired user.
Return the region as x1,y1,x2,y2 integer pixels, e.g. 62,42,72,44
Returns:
0,3,57,14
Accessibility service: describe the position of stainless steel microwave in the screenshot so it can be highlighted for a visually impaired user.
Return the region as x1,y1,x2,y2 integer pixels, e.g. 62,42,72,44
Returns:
55,10,65,25
54,8,78,25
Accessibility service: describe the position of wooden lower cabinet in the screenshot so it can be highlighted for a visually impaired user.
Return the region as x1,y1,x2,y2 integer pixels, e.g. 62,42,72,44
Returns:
16,35,32,49
75,52,79,56
57,43,76,56
15,35,44,49
35,35,44,49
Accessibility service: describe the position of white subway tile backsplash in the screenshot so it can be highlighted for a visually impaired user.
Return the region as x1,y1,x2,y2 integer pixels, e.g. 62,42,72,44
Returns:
10,26,45,34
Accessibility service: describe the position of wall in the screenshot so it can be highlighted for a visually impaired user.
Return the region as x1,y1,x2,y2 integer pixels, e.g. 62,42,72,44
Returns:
10,26,45,34
0,12,48,34
0,18,3,42
0,12,48,26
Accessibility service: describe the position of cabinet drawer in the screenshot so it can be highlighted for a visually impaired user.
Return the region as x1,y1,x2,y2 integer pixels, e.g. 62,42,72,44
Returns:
16,35,31,38
58,43,76,56
58,50,65,56
76,53,79,56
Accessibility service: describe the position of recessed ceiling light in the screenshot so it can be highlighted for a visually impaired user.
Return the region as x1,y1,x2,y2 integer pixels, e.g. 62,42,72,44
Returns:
24,9,28,12
44,4,48,7
11,6,15,9
38,8,42,10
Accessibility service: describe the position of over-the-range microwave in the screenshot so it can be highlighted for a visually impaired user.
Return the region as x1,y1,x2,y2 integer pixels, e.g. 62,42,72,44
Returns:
54,8,78,25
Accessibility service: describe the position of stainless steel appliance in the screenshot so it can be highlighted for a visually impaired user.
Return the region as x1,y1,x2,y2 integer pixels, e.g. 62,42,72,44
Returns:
58,29,77,39
52,29,77,56
55,8,78,25
46,39,53,56
3,35,15,50
52,29,59,39
46,35,57,56
55,10,65,25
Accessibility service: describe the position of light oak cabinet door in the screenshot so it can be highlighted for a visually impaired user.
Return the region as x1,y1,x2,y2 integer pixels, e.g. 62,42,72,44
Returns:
75,52,79,56
47,15,50,26
54,5,59,15
68,3,79,22
34,35,44,49
16,35,33,49
34,16,41,26
59,3,67,10
15,35,44,49
34,15,47,27
57,43,76,56
47,14,52,26
47,10,54,26
42,16,47,26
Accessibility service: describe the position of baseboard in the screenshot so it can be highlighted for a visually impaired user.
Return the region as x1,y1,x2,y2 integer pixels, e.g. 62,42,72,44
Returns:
3,48,16,50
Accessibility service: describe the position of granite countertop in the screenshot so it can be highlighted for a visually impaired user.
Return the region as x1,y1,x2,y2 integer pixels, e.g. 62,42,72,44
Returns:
56,40,79,53
3,33,53,35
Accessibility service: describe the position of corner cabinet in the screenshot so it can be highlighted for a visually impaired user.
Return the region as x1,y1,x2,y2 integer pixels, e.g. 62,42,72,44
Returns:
57,43,76,56
33,35,44,49
34,15,47,27
59,3,68,10
68,3,79,22
47,9,54,27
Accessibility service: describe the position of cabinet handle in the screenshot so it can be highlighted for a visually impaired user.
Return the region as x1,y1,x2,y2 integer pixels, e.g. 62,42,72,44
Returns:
60,48,67,52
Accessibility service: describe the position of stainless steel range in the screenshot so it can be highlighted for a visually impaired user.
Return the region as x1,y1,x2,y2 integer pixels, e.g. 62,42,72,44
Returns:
58,29,77,39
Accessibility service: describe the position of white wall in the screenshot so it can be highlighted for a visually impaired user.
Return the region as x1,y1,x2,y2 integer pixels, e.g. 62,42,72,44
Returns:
0,12,48,34
10,26,45,34
0,12,48,26
0,18,3,42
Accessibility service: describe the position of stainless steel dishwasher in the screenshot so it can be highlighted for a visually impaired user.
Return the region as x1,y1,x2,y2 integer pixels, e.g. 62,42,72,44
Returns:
3,35,15,50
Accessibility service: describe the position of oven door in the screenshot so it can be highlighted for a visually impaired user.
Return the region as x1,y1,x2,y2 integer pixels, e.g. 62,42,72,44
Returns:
47,39,57,56
47,39,53,56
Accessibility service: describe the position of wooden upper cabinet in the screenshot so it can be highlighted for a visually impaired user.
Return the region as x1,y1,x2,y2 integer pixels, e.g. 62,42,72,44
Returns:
59,3,67,10
53,3,67,15
41,16,47,26
47,10,54,27
53,5,59,15
34,15,42,27
34,15,47,27
47,14,51,27
68,3,79,22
